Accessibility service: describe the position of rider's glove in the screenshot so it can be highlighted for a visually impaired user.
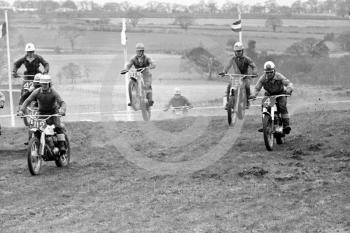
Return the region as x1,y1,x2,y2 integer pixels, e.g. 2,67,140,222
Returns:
12,71,18,78
58,108,66,116
17,110,24,116
120,69,128,75
285,87,293,95
0,101,4,108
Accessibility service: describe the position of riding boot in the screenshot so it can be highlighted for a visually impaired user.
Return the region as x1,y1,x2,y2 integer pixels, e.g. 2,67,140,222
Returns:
58,141,66,153
57,134,66,153
147,92,154,106
282,118,291,134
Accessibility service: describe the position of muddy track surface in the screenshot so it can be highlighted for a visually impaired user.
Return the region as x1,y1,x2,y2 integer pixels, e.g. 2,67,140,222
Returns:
0,110,349,233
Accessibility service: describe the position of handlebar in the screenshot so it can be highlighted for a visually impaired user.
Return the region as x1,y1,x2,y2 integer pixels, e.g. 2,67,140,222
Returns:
218,73,258,78
250,94,291,100
17,114,62,120
120,67,146,75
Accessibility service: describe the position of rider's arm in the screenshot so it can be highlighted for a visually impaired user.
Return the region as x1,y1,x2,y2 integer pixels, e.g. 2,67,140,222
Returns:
20,88,39,112
223,57,234,74
52,89,67,112
275,72,294,92
38,55,49,74
183,97,193,107
147,57,156,69
125,57,135,70
252,75,265,97
247,57,258,75
12,57,25,75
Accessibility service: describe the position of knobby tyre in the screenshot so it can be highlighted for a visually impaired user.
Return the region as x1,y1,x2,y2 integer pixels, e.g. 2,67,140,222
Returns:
263,114,274,151
27,137,42,175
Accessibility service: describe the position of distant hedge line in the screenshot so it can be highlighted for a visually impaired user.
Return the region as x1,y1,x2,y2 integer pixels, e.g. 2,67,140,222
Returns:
255,54,350,86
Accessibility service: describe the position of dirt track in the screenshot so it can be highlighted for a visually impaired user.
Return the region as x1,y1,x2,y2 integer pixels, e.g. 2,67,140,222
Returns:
0,108,349,232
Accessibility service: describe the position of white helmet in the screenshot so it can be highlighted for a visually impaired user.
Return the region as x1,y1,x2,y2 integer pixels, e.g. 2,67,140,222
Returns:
40,74,52,84
33,73,42,83
25,43,35,52
264,61,276,72
233,41,244,51
174,88,181,95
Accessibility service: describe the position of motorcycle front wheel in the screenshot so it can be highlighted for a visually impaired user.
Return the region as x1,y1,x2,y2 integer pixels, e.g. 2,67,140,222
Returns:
262,114,274,151
227,95,235,125
141,100,151,121
27,137,42,175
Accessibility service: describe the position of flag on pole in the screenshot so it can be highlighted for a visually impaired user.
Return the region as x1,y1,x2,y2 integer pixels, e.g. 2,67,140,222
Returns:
121,18,126,46
231,19,241,32
0,22,6,38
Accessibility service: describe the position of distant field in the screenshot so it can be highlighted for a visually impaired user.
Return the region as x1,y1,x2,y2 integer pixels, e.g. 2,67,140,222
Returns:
109,17,350,28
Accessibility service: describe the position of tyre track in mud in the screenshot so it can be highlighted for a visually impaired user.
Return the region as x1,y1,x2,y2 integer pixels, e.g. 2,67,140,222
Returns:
0,109,349,232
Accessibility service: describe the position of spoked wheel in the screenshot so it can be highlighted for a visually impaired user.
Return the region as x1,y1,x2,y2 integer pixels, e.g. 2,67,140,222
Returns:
262,115,274,151
227,95,235,125
55,133,71,167
129,81,139,110
141,100,151,121
27,137,42,175
237,86,246,120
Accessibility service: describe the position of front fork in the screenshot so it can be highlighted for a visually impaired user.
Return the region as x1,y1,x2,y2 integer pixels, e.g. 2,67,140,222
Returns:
39,132,46,156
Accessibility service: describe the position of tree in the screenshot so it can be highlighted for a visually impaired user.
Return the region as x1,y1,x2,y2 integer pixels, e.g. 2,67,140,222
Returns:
126,8,144,27
221,1,239,14
265,16,283,32
61,0,77,10
336,32,350,51
59,62,82,84
58,26,84,51
207,0,218,15
174,15,194,31
37,0,59,14
286,42,305,56
103,2,123,13
0,0,10,7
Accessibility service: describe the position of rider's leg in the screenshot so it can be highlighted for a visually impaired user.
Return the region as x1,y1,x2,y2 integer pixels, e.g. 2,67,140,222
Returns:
50,116,67,152
225,83,231,110
244,79,251,109
128,81,134,106
276,96,291,134
144,75,154,106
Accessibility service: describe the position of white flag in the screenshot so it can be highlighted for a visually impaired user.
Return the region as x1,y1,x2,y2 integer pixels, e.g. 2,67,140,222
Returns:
121,18,126,46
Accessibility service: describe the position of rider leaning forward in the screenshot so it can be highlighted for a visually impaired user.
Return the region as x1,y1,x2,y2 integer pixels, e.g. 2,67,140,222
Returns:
18,75,67,153
164,88,193,111
223,41,258,109
12,43,49,106
250,61,294,134
124,43,156,107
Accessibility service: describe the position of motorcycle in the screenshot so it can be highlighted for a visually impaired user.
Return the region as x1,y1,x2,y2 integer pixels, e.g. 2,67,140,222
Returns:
251,94,291,151
219,73,257,125
19,114,70,175
16,74,37,126
166,106,192,117
121,68,151,121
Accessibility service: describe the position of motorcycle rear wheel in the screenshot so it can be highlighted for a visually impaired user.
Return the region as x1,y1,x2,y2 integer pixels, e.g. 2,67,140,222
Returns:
141,100,151,121
27,137,42,175
263,115,274,151
55,133,71,167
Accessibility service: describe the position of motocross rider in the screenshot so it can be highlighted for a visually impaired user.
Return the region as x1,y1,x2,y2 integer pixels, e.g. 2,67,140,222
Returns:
12,43,49,106
124,43,156,107
164,88,193,111
18,75,67,153
250,61,294,134
223,41,258,109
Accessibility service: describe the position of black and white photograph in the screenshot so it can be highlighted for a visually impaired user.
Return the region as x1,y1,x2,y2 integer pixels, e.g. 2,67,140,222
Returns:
0,0,349,232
